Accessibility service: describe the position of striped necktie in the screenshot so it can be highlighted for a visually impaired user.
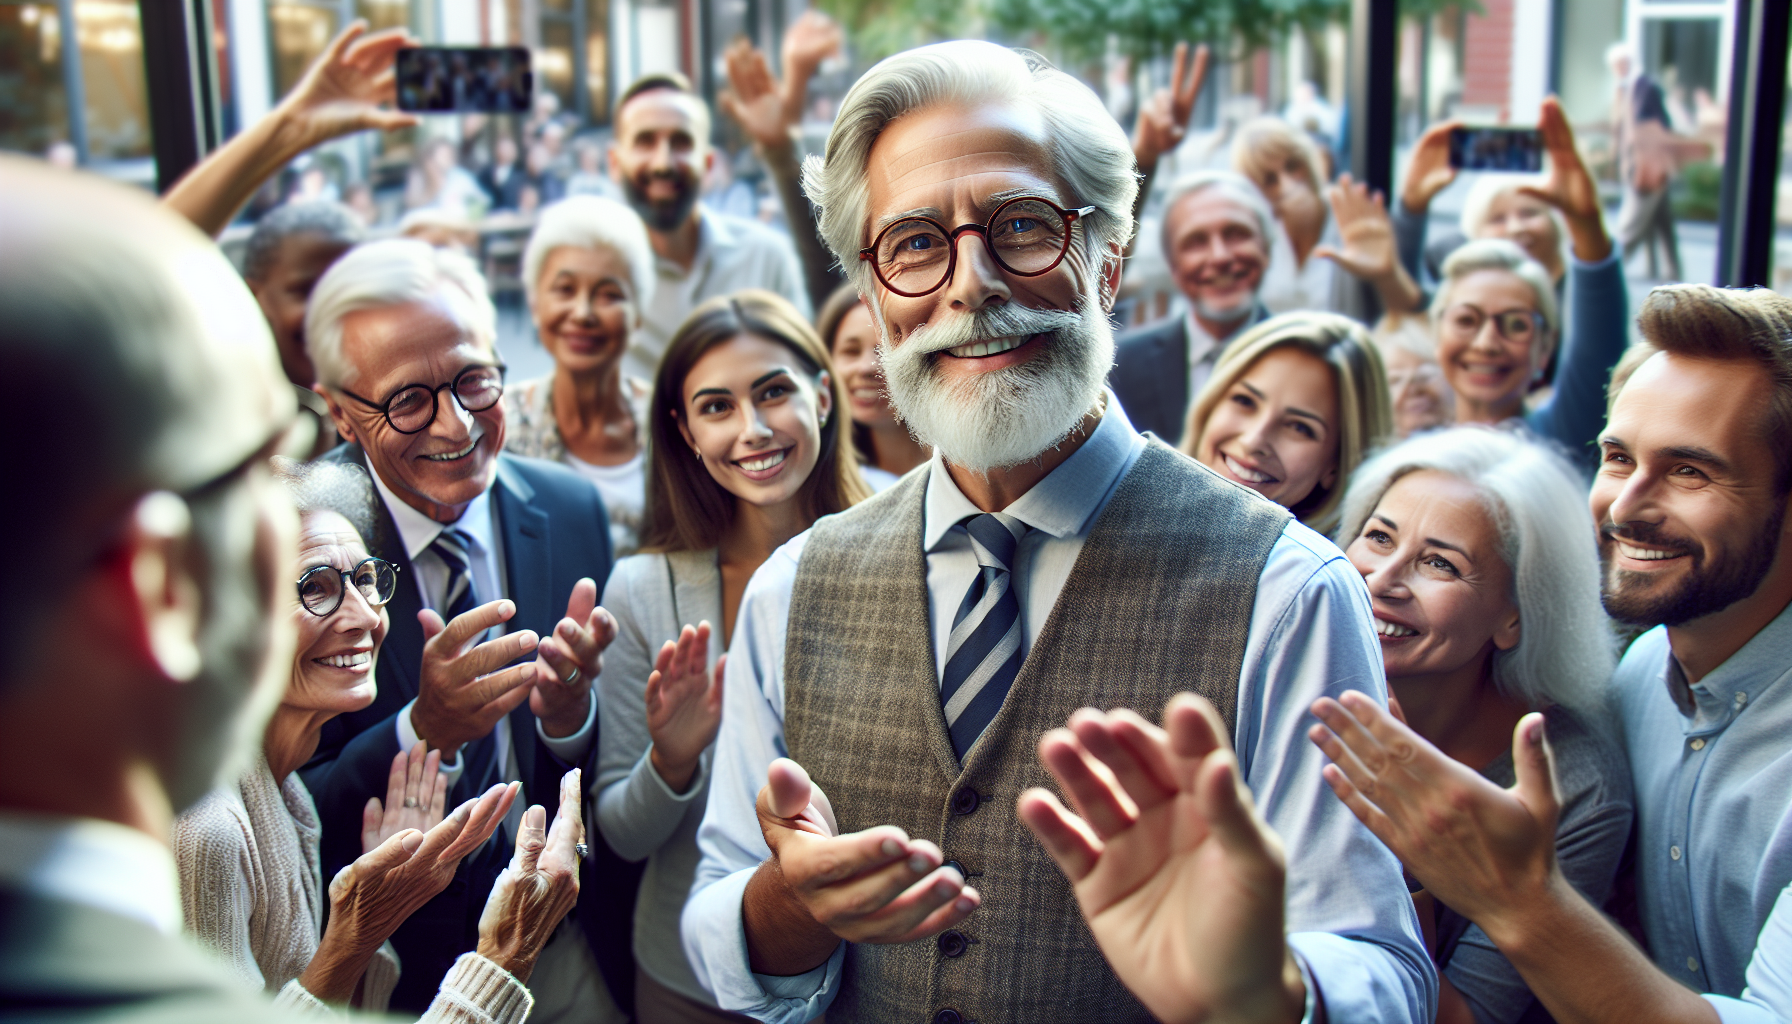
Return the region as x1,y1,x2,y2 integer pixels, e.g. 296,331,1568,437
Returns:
940,513,1029,759
428,528,504,806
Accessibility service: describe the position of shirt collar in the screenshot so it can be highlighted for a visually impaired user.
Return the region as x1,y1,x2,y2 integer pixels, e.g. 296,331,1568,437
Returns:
0,813,182,936
369,464,496,563
923,389,1143,550
1664,596,1792,731
656,209,723,278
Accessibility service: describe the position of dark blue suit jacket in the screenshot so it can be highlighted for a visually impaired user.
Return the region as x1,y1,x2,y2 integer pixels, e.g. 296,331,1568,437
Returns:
1109,305,1269,446
300,445,639,1012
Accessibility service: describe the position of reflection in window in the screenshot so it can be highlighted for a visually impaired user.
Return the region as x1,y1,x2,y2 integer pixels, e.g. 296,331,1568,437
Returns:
586,0,609,120
0,3,69,156
356,0,408,33
540,19,575,113
270,2,337,102
75,0,150,160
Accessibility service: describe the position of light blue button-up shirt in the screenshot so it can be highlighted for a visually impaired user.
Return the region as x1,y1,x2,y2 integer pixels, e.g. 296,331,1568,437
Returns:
1617,598,1792,1023
680,395,1433,1023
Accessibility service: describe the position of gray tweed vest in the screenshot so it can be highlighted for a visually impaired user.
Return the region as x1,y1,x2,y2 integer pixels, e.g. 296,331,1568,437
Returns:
783,439,1291,1023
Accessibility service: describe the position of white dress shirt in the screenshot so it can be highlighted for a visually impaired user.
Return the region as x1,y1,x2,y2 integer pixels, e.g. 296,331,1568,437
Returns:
369,470,595,789
681,395,1434,1024
633,208,811,382
1183,309,1226,408
0,812,182,936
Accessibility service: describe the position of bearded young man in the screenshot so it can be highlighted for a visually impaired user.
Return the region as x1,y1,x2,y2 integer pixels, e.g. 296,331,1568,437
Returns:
608,73,809,380
1306,284,1792,1023
679,41,1432,1024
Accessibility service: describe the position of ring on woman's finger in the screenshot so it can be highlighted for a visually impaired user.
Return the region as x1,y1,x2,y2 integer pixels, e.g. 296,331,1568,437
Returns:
562,665,580,685
575,842,589,858
404,797,419,809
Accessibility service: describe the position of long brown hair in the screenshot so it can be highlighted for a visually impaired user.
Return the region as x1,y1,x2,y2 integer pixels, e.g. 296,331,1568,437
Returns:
815,281,879,469
639,289,871,553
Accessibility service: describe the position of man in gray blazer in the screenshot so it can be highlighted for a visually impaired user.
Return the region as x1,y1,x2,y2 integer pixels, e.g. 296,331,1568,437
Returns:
1109,170,1273,444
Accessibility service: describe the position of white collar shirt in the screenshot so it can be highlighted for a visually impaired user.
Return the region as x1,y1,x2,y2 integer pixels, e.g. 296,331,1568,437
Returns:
0,812,181,936
1182,309,1229,408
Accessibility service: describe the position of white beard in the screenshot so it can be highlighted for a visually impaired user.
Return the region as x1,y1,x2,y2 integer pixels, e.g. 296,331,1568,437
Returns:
876,293,1114,476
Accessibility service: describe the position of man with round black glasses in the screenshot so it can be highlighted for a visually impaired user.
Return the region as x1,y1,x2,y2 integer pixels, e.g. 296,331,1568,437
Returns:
300,238,636,1021
682,40,1429,1024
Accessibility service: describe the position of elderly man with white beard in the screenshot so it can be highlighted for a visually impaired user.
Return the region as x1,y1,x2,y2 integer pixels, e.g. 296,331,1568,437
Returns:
680,41,1433,1024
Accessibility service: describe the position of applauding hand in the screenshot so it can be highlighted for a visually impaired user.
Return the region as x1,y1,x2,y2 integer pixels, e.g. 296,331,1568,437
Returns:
530,578,616,739
477,769,587,983
361,741,446,854
412,600,541,755
1018,695,1307,1024
645,621,725,793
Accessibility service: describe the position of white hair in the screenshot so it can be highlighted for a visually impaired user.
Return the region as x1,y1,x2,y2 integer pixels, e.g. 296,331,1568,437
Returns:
522,196,656,311
1457,174,1568,275
1337,426,1615,711
305,239,497,389
1158,170,1276,256
802,41,1138,293
1432,237,1560,341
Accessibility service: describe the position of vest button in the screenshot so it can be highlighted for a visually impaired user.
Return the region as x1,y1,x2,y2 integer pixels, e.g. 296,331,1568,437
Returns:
932,1010,964,1024
945,859,966,878
952,788,980,815
938,929,969,958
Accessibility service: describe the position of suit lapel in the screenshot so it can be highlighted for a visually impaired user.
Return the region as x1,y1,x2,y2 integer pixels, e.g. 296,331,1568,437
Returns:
494,457,552,775
1166,318,1191,438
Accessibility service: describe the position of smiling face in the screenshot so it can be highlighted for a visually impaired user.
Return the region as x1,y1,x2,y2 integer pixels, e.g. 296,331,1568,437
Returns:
325,298,505,522
532,245,637,374
1347,471,1520,681
677,332,831,511
1383,345,1454,438
829,299,898,430
611,89,711,233
285,509,386,715
1197,345,1341,510
1165,187,1268,329
863,99,1117,474
1436,268,1550,418
1592,352,1790,627
1478,191,1561,276
248,232,353,387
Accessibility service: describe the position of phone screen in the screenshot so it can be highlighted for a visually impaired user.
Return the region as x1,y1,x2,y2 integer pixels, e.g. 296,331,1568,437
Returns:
396,47,533,114
1447,127,1545,173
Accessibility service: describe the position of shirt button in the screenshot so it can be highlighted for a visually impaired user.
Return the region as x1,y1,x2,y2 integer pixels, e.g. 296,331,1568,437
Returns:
933,1009,964,1024
952,788,981,815
1670,845,1682,860
1690,738,1706,751
1736,692,1749,706
945,859,967,878
938,930,969,958
1688,957,1700,972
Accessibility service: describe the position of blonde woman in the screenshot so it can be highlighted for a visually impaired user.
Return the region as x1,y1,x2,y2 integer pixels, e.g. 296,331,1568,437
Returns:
1182,311,1392,535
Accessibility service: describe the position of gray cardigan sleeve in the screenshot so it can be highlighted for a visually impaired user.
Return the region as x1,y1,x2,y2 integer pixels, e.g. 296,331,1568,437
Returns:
1524,253,1630,468
594,555,709,863
1392,201,1431,287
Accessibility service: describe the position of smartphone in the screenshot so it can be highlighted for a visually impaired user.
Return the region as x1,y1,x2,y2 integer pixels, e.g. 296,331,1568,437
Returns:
396,47,533,114
1448,127,1545,173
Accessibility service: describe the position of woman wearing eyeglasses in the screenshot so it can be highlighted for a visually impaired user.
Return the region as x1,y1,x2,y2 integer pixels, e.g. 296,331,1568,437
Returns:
174,460,544,1020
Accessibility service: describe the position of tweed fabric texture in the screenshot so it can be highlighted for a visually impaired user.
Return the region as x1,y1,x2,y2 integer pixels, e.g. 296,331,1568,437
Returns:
782,440,1290,1023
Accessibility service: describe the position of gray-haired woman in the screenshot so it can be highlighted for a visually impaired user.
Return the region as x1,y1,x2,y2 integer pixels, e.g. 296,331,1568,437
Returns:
1334,426,1633,1024
505,195,658,556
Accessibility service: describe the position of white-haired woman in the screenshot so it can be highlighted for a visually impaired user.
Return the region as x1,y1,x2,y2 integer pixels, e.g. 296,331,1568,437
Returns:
504,195,658,555
1334,426,1632,1024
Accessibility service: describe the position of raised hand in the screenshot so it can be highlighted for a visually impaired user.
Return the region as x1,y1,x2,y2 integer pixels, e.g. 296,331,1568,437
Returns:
1308,691,1563,933
275,20,420,152
741,758,980,975
530,578,615,738
362,741,446,854
644,622,725,793
1316,173,1424,312
779,10,843,121
476,769,586,983
1515,97,1611,262
1399,120,1461,216
302,781,521,1003
1017,695,1306,1024
1132,42,1211,173
412,599,541,755
719,38,794,152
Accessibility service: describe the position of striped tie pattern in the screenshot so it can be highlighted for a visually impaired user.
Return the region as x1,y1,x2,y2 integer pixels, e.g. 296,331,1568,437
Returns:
941,513,1029,758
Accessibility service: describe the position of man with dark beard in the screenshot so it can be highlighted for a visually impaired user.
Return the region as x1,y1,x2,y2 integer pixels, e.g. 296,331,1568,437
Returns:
608,73,809,380
1302,284,1792,1023
680,41,1431,1024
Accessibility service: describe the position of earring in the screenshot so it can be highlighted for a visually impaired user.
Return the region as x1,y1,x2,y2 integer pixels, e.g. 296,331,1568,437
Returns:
693,448,702,461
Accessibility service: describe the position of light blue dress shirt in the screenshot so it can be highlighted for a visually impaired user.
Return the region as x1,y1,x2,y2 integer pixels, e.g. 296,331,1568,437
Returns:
680,396,1434,1024
1617,598,1792,1023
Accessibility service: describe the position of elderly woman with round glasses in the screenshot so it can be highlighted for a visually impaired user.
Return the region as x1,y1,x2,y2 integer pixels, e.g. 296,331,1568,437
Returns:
174,460,535,1019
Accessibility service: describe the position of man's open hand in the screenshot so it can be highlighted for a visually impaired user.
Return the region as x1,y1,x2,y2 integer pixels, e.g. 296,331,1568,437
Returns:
412,600,540,755
1018,695,1306,1024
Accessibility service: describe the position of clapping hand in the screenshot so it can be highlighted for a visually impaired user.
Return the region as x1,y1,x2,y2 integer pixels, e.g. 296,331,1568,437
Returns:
412,600,542,755
1513,97,1611,262
645,622,725,793
362,741,446,854
530,578,616,739
1308,692,1564,936
1132,42,1211,173
275,20,420,152
1018,695,1307,1024
1316,173,1424,312
476,769,587,983
302,781,521,1003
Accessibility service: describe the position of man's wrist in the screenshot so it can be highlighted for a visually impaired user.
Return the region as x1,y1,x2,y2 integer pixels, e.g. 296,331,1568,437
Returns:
1479,868,1580,956
540,690,592,738
743,856,840,976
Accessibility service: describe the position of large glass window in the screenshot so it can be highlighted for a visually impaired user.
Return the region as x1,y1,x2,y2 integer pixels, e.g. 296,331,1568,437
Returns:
269,2,338,101
0,3,69,157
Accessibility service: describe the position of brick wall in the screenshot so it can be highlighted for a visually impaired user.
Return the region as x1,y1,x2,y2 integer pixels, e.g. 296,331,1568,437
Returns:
1461,0,1515,116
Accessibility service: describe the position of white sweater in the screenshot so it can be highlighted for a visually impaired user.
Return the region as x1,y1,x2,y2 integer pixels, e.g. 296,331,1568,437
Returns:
174,751,533,1022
